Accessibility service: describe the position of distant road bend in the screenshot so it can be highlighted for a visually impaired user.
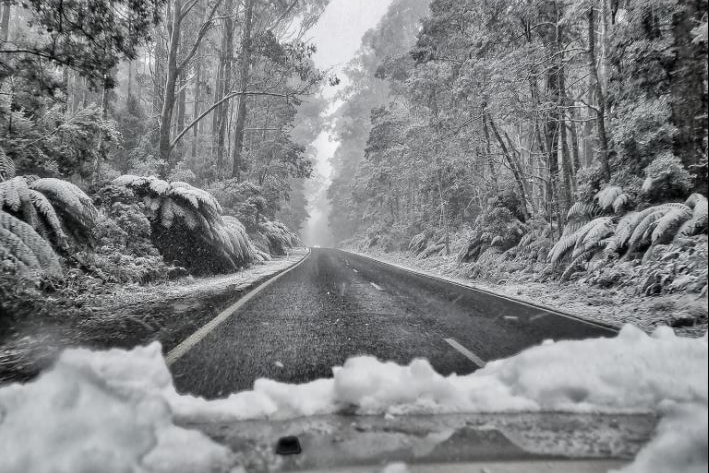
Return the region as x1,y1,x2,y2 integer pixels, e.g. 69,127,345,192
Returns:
169,248,616,398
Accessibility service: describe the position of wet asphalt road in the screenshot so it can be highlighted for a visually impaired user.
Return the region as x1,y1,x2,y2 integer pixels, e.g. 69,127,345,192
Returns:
170,248,616,398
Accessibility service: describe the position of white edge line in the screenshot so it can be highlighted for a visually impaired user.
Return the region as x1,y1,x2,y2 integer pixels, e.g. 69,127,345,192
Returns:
444,338,486,368
339,250,618,333
165,249,311,366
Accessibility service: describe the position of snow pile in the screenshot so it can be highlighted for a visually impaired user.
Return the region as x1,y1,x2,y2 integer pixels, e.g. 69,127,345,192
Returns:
0,325,706,473
177,325,706,420
0,343,233,473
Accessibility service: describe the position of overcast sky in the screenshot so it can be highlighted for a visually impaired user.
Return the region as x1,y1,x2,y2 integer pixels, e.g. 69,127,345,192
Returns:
301,0,393,246
308,0,394,73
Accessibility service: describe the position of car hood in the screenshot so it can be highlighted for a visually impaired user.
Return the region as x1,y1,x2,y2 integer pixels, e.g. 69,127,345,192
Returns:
184,412,657,472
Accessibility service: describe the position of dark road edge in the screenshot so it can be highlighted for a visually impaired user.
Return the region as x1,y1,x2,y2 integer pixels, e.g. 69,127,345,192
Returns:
338,249,620,334
165,249,312,365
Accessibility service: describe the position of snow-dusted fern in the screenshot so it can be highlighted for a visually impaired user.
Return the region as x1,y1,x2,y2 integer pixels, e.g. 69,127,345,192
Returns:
29,178,98,244
0,210,62,278
677,193,708,238
0,147,15,180
549,217,614,265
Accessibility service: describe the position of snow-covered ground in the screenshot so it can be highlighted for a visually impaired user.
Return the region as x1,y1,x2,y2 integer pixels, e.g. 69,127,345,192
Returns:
0,325,706,473
350,249,708,337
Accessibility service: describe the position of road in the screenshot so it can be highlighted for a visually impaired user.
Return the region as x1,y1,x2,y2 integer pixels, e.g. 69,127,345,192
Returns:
170,248,616,398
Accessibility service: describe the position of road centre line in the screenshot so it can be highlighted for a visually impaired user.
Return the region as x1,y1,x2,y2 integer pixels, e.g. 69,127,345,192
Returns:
165,250,311,366
444,338,487,368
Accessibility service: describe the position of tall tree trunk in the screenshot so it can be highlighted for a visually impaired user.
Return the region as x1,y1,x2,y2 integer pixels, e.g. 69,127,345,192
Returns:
588,6,612,181
0,1,11,43
153,32,165,115
158,0,182,174
231,0,255,180
176,72,187,156
671,0,708,194
127,60,133,103
192,55,203,160
215,0,235,175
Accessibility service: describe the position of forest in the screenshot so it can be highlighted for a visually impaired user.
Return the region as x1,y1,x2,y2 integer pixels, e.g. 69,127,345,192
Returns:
328,0,708,330
0,0,707,333
0,0,332,316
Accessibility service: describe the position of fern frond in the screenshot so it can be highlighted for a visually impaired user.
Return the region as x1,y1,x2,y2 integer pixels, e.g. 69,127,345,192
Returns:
627,211,664,250
575,217,614,257
677,194,708,237
0,226,41,270
567,201,598,220
595,186,623,211
0,177,29,212
612,193,630,213
113,174,149,187
651,206,693,244
160,198,177,228
0,211,62,277
30,178,99,232
149,178,171,196
0,148,15,179
28,189,66,242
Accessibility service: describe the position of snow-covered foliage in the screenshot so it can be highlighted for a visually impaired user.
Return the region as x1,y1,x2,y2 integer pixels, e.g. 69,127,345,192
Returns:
251,219,301,256
458,206,526,263
112,175,256,274
549,194,708,281
0,172,99,274
0,325,705,472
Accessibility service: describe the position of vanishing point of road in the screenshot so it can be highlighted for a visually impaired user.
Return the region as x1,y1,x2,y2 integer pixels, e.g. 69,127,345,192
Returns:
169,248,616,398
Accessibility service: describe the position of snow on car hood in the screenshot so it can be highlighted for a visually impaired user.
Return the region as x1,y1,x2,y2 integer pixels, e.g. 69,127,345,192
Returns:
0,325,706,473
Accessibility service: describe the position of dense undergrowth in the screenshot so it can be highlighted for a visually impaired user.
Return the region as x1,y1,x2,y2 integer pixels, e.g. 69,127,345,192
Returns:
1,153,301,319
347,184,708,328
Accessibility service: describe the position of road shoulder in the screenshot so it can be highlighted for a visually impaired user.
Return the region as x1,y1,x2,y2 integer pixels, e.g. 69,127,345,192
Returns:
0,249,310,385
341,248,705,337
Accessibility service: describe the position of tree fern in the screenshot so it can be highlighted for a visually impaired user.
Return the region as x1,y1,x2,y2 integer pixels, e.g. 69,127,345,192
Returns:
113,175,255,273
0,211,62,278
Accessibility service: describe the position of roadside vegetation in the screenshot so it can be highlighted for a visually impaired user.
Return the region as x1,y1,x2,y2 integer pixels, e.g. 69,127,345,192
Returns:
329,0,708,332
0,0,323,368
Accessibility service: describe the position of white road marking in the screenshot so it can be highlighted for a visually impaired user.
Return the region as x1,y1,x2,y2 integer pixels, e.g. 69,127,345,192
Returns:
165,250,311,366
370,282,384,291
352,268,359,273
503,315,519,321
444,338,487,368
